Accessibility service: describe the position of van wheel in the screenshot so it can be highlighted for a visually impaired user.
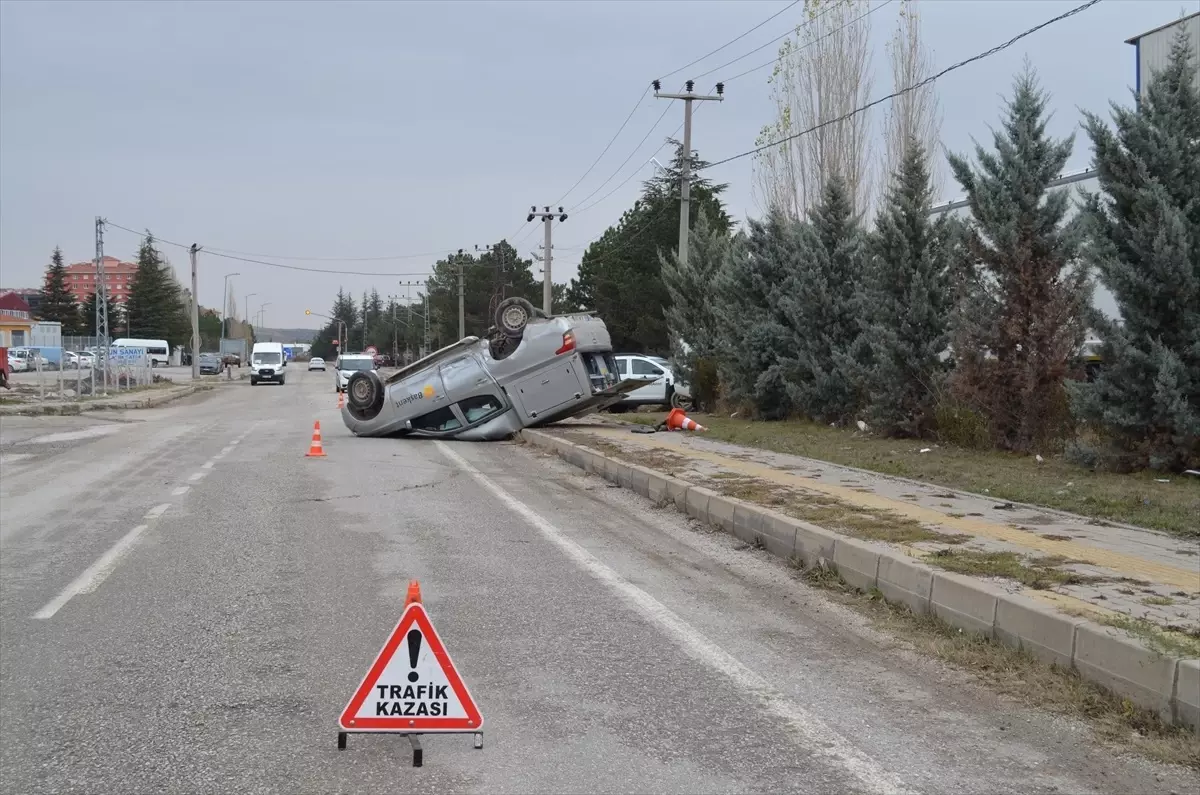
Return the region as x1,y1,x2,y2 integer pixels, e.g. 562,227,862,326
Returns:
669,391,694,412
250,377,258,386
494,297,536,338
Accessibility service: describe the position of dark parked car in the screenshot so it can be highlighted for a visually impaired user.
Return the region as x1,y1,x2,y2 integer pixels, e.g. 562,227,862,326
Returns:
199,353,222,375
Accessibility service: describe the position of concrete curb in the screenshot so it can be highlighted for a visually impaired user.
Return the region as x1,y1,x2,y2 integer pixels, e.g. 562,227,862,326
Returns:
0,385,204,416
520,428,1200,733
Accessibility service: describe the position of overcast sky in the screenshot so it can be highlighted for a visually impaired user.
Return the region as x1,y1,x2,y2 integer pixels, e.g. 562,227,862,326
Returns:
0,0,1186,331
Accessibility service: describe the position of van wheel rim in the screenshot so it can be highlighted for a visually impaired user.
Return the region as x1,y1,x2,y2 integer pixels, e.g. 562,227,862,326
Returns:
351,379,372,403
500,304,528,331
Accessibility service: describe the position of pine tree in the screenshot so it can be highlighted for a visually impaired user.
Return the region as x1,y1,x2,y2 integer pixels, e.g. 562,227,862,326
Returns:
946,65,1091,452
860,139,954,437
126,234,190,346
711,211,798,419
39,247,82,334
1068,29,1200,471
776,175,871,424
568,139,732,354
659,208,730,410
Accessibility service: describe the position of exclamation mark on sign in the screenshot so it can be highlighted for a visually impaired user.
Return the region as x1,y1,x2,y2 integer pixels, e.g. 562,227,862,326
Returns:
406,629,422,682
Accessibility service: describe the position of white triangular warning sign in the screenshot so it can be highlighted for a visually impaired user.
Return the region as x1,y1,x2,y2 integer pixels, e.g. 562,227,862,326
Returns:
339,601,483,733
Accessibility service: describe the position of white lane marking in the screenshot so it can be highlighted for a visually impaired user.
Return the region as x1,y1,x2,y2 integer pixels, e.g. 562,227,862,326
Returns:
221,446,234,454
188,472,206,482
33,525,150,620
144,503,170,520
172,486,190,497
201,461,214,469
435,441,913,795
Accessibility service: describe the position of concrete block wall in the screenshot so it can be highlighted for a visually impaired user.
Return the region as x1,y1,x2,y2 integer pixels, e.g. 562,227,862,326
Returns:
520,429,1200,733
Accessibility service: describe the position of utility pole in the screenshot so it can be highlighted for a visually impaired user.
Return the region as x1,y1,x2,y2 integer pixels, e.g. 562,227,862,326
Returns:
189,243,202,380
653,79,724,268
94,217,109,394
526,206,567,315
454,248,465,340
399,280,425,360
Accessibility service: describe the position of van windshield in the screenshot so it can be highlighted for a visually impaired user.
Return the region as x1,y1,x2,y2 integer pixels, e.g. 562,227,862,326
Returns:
339,359,374,371
253,353,282,365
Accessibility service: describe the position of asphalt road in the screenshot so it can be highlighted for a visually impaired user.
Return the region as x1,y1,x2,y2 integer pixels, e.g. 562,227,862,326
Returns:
0,368,1192,794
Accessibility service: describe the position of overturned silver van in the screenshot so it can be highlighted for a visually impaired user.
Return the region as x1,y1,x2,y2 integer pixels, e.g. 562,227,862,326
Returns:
340,299,640,441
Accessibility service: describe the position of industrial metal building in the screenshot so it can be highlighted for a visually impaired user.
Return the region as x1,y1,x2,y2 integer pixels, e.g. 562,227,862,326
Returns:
1126,12,1200,96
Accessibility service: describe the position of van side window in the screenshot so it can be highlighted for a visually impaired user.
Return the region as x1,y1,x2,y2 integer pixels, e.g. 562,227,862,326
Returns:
148,347,167,356
458,394,503,424
632,358,662,375
411,407,461,432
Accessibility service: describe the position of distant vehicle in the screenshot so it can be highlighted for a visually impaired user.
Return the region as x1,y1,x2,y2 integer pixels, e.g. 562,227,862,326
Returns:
111,338,170,367
249,341,287,386
309,357,326,371
341,298,640,441
7,347,34,372
335,354,376,393
75,351,97,368
198,352,222,375
609,354,692,411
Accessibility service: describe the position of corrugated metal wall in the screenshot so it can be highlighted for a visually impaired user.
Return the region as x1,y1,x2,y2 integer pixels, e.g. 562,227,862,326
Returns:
1137,15,1200,94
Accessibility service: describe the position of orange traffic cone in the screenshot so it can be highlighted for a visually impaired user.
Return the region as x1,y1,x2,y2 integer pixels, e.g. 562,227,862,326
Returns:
665,407,707,432
306,420,327,457
337,390,345,409
404,579,422,607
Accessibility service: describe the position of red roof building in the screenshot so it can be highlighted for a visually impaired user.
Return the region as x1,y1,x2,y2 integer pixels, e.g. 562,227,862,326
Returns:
66,256,138,305
0,291,34,318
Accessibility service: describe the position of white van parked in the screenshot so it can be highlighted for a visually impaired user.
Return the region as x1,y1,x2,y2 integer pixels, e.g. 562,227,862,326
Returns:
111,338,170,367
250,341,287,386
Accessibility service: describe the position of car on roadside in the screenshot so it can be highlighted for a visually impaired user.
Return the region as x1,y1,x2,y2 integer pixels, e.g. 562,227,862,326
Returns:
334,353,375,393
198,352,222,375
607,353,693,411
308,357,327,372
341,297,641,441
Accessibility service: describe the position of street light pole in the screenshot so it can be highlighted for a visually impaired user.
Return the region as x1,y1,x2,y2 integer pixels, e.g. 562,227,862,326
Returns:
189,243,202,381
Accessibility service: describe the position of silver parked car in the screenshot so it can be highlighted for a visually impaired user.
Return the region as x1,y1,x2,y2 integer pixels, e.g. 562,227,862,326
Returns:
341,298,640,441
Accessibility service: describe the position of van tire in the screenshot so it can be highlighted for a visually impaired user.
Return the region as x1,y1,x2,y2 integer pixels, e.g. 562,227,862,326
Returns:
494,297,537,338
346,371,385,421
250,377,258,386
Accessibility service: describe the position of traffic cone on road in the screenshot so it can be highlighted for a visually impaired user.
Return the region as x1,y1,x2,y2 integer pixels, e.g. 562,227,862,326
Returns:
404,579,422,607
664,407,706,432
337,390,345,409
306,420,327,457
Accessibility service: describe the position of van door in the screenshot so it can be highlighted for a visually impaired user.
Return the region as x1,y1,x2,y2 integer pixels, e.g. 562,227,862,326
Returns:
438,354,503,409
510,361,584,422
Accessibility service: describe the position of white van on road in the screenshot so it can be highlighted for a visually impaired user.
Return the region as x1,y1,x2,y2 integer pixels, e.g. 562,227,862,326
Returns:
250,342,287,386
110,338,170,367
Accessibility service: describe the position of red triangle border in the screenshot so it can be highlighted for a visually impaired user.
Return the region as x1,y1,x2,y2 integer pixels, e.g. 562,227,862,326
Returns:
339,602,483,732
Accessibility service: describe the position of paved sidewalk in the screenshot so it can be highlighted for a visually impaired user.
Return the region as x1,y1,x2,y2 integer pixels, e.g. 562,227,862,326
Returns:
545,418,1200,644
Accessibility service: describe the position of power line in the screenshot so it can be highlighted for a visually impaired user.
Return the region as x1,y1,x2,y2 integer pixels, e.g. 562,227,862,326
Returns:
702,0,1104,170
689,0,842,82
552,84,652,207
538,1,807,229
657,0,804,82
574,102,706,216
568,96,680,214
104,220,447,278
717,0,895,84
